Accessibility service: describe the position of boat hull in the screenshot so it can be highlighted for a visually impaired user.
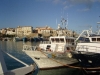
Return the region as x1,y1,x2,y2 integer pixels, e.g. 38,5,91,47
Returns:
70,51,100,72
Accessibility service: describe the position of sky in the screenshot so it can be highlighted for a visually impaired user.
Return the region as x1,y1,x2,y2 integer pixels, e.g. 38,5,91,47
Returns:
0,0,100,33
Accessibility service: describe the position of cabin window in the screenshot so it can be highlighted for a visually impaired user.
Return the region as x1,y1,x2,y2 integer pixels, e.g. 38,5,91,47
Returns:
55,38,59,42
85,38,90,42
67,39,70,43
71,39,74,42
92,38,96,41
66,39,68,43
60,38,64,42
51,38,54,42
97,38,100,41
46,45,51,49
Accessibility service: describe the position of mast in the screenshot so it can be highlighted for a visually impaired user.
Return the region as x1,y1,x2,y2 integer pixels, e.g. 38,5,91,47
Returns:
61,17,67,29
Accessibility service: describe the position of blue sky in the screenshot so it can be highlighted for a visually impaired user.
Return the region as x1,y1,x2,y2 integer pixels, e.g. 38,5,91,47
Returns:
0,0,100,33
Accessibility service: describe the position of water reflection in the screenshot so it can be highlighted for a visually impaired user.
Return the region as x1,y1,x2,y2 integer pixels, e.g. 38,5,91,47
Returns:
38,68,84,75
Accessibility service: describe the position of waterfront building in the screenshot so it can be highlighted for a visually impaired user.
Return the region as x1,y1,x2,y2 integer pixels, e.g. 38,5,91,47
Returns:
16,26,33,37
1,28,7,35
6,28,16,35
35,26,53,38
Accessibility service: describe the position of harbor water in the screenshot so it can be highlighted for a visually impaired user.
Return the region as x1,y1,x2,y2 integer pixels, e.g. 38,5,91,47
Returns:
0,41,85,75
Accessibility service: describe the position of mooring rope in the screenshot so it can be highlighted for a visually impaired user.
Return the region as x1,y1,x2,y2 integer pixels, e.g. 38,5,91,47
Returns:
38,47,100,70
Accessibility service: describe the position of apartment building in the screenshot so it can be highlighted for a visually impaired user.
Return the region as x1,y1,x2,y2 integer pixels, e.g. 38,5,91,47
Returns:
6,28,16,35
16,26,33,37
35,26,53,38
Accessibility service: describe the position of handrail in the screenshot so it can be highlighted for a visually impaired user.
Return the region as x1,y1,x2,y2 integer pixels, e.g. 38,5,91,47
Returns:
23,45,38,51
76,45,100,52
40,41,51,44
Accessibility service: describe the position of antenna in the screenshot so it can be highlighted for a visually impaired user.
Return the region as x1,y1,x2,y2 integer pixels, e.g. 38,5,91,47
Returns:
61,17,67,29
66,13,68,29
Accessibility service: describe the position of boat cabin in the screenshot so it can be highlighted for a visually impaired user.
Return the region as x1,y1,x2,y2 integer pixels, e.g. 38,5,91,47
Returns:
39,36,75,53
89,36,100,42
78,35,100,43
50,36,75,45
76,29,100,53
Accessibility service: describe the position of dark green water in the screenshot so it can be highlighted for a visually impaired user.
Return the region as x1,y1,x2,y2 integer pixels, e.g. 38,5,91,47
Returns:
0,41,85,75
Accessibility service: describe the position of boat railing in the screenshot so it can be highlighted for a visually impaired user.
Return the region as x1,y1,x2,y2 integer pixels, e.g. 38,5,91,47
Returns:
23,45,37,51
76,45,100,53
40,41,51,44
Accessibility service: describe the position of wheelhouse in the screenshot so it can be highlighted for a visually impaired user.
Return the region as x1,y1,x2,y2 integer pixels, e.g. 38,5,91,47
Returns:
50,36,75,45
78,36,100,43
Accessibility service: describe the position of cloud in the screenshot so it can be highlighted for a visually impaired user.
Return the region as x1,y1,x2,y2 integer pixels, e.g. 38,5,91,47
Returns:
36,0,100,11
52,0,94,10
63,5,73,10
78,8,90,11
64,5,68,9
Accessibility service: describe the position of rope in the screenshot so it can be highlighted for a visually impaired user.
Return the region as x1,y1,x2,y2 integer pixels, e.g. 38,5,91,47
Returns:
38,47,100,70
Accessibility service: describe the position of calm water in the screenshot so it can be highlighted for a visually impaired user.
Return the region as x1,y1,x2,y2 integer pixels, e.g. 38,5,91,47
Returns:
0,41,85,75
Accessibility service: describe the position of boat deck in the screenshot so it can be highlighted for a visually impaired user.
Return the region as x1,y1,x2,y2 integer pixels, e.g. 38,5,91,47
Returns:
23,50,78,70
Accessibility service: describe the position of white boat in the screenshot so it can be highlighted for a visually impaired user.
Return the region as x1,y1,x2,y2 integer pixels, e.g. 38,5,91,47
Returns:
22,35,78,69
22,18,78,69
69,27,100,73
13,37,22,41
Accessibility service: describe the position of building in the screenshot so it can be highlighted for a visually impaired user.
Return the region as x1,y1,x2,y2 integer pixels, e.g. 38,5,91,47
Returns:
16,26,33,37
1,28,7,35
6,28,16,35
35,26,53,38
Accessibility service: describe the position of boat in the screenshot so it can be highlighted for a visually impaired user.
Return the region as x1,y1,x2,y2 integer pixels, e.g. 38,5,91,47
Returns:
22,37,28,42
22,36,78,69
22,18,78,69
68,27,100,73
0,49,36,75
13,37,22,41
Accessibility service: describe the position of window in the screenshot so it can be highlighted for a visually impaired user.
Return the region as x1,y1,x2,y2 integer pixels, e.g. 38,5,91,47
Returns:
55,38,59,42
60,38,64,42
85,38,90,42
97,38,100,41
92,38,96,41
51,38,54,42
66,39,68,43
71,39,74,42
